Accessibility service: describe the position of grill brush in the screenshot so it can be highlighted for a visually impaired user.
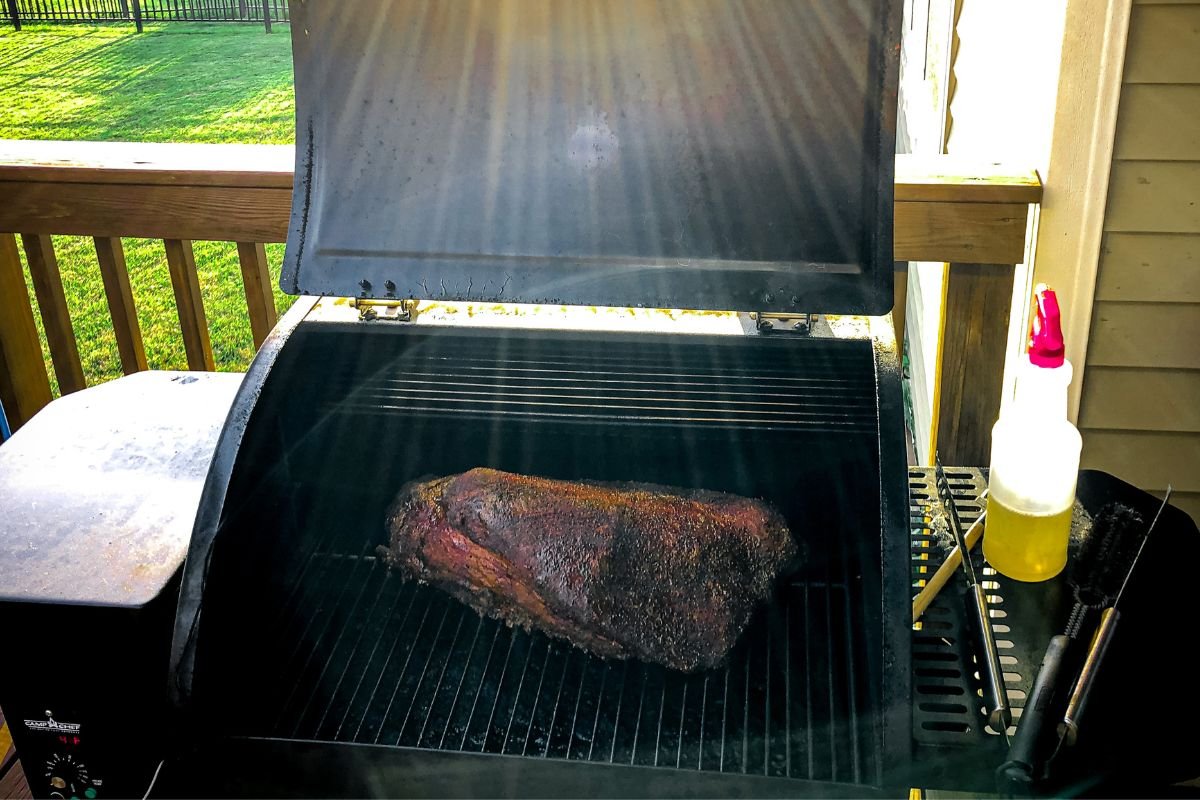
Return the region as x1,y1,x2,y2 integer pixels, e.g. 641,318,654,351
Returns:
996,501,1145,793
1056,488,1171,750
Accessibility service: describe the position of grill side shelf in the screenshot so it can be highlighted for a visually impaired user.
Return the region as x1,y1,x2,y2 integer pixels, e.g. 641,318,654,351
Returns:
907,467,1031,792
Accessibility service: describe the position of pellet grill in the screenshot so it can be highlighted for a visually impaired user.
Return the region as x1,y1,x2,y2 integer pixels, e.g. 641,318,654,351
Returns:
166,0,914,795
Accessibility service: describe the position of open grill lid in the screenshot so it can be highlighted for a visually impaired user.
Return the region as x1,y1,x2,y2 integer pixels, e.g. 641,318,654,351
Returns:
281,0,900,314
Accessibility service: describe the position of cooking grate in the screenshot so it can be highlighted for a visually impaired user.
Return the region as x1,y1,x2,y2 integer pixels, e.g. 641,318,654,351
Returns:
315,332,879,433
245,543,875,786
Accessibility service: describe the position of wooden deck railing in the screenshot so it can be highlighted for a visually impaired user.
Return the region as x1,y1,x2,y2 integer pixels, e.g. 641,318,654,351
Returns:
0,140,1041,464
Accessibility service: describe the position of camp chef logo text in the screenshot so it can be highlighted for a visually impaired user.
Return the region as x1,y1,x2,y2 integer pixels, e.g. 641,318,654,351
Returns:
23,710,81,734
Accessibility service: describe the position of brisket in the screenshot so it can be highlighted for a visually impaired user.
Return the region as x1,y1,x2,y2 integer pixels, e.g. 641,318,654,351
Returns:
382,467,797,672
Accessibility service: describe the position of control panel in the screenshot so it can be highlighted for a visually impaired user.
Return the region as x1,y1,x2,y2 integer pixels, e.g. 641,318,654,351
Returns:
14,709,105,799
0,554,186,799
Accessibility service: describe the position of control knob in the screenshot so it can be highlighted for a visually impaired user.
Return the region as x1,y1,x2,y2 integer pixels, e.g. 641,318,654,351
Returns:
44,752,93,798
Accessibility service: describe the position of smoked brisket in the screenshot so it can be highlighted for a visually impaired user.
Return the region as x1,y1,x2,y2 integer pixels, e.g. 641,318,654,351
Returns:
382,468,796,672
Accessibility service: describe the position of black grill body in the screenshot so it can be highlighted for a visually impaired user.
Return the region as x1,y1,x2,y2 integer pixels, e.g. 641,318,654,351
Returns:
167,0,916,793
167,304,911,796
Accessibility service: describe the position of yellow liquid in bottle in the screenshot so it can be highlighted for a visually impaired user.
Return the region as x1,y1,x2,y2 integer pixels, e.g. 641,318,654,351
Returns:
982,496,1072,582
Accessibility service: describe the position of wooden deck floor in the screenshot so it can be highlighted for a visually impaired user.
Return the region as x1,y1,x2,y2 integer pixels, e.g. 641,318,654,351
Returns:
0,707,31,800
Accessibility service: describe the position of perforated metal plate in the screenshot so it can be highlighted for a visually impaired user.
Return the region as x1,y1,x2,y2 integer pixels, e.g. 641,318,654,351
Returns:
908,470,1022,772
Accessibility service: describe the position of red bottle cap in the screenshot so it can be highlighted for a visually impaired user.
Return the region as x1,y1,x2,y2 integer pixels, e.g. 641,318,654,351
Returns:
1029,284,1065,368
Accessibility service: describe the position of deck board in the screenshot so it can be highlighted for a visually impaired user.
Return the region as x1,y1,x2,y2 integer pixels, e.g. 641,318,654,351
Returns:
0,707,32,800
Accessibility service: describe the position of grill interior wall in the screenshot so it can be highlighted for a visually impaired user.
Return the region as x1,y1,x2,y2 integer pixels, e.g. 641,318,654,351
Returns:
190,325,887,787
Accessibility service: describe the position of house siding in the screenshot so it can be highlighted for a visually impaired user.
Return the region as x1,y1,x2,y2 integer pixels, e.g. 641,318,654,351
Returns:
1078,0,1200,523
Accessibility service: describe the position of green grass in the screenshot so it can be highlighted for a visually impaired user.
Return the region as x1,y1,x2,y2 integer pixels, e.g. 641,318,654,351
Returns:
0,23,298,390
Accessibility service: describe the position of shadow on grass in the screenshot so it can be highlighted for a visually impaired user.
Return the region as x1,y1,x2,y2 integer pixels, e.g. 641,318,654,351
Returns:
0,24,295,143
0,26,103,73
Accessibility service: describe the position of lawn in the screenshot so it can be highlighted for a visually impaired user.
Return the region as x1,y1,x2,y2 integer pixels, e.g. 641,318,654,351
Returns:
0,23,298,391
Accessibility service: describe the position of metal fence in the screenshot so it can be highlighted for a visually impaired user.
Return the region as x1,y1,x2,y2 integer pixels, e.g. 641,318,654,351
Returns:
5,0,289,32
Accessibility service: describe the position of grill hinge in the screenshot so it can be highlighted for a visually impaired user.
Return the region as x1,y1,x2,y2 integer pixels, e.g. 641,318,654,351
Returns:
740,312,819,335
354,297,419,323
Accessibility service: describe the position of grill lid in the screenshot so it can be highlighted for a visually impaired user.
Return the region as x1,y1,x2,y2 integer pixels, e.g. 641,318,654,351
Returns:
281,0,900,314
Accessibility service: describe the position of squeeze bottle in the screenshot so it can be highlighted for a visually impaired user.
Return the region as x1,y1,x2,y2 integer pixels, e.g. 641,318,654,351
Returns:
983,285,1082,582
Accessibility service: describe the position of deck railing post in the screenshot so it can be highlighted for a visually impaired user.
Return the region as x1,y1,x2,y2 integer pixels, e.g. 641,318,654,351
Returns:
6,0,21,31
933,262,1019,466
22,234,86,395
236,241,278,348
892,262,908,360
93,236,148,375
164,238,216,371
0,233,52,431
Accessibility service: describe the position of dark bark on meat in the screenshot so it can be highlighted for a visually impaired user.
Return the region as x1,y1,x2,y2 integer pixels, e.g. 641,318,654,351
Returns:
382,468,797,672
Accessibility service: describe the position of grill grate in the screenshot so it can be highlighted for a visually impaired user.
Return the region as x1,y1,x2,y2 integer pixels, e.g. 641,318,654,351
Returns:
250,552,872,785
318,335,879,433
